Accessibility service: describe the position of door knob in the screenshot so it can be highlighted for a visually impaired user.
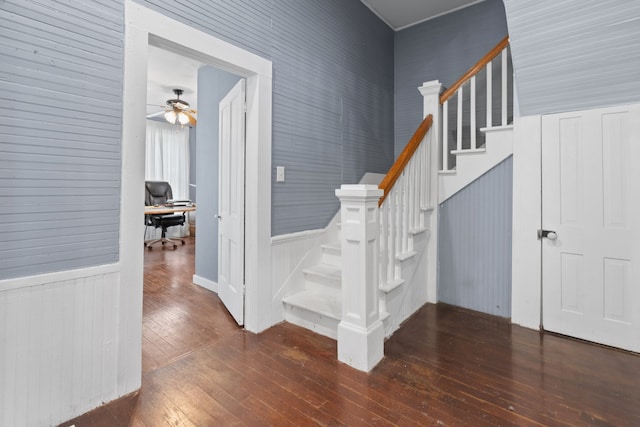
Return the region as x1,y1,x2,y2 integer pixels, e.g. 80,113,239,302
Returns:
216,214,222,220
537,229,558,240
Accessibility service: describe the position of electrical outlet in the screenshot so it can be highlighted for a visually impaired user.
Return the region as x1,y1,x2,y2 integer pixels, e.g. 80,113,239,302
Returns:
276,166,285,182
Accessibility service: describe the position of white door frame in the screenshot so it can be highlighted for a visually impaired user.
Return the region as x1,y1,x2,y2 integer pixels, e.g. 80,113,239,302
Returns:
120,3,273,387
511,106,640,339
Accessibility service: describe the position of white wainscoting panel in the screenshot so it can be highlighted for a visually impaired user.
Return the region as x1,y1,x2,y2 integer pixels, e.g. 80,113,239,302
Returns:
0,265,120,427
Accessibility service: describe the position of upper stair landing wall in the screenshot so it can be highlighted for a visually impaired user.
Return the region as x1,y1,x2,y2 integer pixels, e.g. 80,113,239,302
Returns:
439,125,513,203
395,0,509,157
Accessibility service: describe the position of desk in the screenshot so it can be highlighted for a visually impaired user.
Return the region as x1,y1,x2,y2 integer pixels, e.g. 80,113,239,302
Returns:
144,204,196,249
144,205,196,215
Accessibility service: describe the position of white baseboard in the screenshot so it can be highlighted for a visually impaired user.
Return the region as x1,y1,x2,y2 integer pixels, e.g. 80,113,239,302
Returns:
193,275,218,293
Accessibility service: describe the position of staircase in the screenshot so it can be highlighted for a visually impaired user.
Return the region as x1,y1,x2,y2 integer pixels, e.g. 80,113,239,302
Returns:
282,36,514,368
282,239,342,339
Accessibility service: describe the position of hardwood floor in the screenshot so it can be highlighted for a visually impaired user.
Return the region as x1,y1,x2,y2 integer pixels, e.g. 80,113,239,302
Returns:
61,237,640,426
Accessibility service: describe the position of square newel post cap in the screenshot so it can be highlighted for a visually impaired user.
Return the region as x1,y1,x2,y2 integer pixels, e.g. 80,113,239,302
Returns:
418,80,443,97
335,184,383,201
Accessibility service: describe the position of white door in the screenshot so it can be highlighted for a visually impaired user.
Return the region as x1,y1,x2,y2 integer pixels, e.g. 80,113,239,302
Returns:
218,79,246,326
541,104,640,352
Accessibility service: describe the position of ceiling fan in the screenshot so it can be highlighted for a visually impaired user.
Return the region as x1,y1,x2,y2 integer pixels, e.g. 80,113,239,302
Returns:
148,88,197,126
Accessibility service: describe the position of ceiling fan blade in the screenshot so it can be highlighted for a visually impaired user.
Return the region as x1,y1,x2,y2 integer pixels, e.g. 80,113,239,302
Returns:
146,110,165,119
184,111,197,126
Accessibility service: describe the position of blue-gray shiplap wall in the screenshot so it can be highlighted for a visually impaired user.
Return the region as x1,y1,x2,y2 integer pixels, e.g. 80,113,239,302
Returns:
0,0,123,280
394,0,508,157
0,0,393,279
138,0,395,236
438,156,513,318
503,0,640,116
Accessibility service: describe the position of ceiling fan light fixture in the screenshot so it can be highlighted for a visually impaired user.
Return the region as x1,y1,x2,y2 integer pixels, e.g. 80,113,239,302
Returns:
177,111,190,125
164,109,177,124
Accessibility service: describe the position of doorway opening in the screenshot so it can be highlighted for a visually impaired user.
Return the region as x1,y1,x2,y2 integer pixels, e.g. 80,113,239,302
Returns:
142,44,246,371
120,0,273,387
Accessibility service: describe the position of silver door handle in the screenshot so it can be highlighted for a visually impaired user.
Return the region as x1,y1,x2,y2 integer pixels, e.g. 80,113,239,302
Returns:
537,229,557,240
216,214,222,220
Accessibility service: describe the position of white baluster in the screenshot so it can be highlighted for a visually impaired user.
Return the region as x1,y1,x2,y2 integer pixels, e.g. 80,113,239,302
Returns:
394,187,401,278
402,174,409,254
379,202,387,289
470,75,476,150
486,60,492,128
442,100,449,171
501,49,507,126
417,143,423,214
388,193,396,284
456,88,463,152
425,132,431,209
419,141,425,210
408,161,415,252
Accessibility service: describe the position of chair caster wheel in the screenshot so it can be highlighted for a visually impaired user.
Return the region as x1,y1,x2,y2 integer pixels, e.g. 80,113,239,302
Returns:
173,245,177,249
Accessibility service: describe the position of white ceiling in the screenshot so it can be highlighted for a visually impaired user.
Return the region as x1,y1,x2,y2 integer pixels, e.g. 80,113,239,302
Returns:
145,1,483,118
360,0,484,30
146,45,203,117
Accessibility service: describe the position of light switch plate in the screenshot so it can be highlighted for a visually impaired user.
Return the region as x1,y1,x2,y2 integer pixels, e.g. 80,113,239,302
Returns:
276,166,285,182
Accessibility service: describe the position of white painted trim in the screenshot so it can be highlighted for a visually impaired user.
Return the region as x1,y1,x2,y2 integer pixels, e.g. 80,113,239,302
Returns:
0,263,120,292
480,124,514,133
122,0,273,347
193,275,218,293
271,228,325,244
451,148,486,155
510,114,542,330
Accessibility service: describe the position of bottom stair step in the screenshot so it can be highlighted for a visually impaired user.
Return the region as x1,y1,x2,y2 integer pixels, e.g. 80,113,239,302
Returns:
283,288,341,339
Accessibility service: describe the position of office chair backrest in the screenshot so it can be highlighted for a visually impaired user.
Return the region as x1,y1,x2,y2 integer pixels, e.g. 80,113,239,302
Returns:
145,181,174,206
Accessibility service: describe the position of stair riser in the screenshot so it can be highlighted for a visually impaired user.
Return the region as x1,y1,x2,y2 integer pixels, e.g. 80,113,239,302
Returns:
303,272,341,290
321,251,341,268
284,305,339,340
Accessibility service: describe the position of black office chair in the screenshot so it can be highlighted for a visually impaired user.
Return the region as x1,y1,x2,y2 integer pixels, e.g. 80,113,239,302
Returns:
144,181,186,250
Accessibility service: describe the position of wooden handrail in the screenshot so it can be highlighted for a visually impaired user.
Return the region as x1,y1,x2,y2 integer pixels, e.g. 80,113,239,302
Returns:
378,114,433,206
440,36,509,104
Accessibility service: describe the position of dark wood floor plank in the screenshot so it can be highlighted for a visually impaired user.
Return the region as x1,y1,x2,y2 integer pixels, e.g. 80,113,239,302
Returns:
60,237,640,427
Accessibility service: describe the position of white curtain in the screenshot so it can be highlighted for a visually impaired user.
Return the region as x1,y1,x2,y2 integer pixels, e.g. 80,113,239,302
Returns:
145,120,190,238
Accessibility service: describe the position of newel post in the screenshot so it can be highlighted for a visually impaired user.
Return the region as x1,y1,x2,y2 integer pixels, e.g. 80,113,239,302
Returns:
335,184,384,372
418,80,442,304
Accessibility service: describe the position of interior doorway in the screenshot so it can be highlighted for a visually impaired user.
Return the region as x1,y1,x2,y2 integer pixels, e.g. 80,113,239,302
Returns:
142,46,247,370
120,1,274,386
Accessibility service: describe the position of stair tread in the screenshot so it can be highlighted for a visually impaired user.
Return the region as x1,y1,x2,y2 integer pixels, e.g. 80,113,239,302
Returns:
320,242,341,251
303,263,341,279
409,226,429,235
380,278,405,293
283,288,341,320
397,251,417,262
